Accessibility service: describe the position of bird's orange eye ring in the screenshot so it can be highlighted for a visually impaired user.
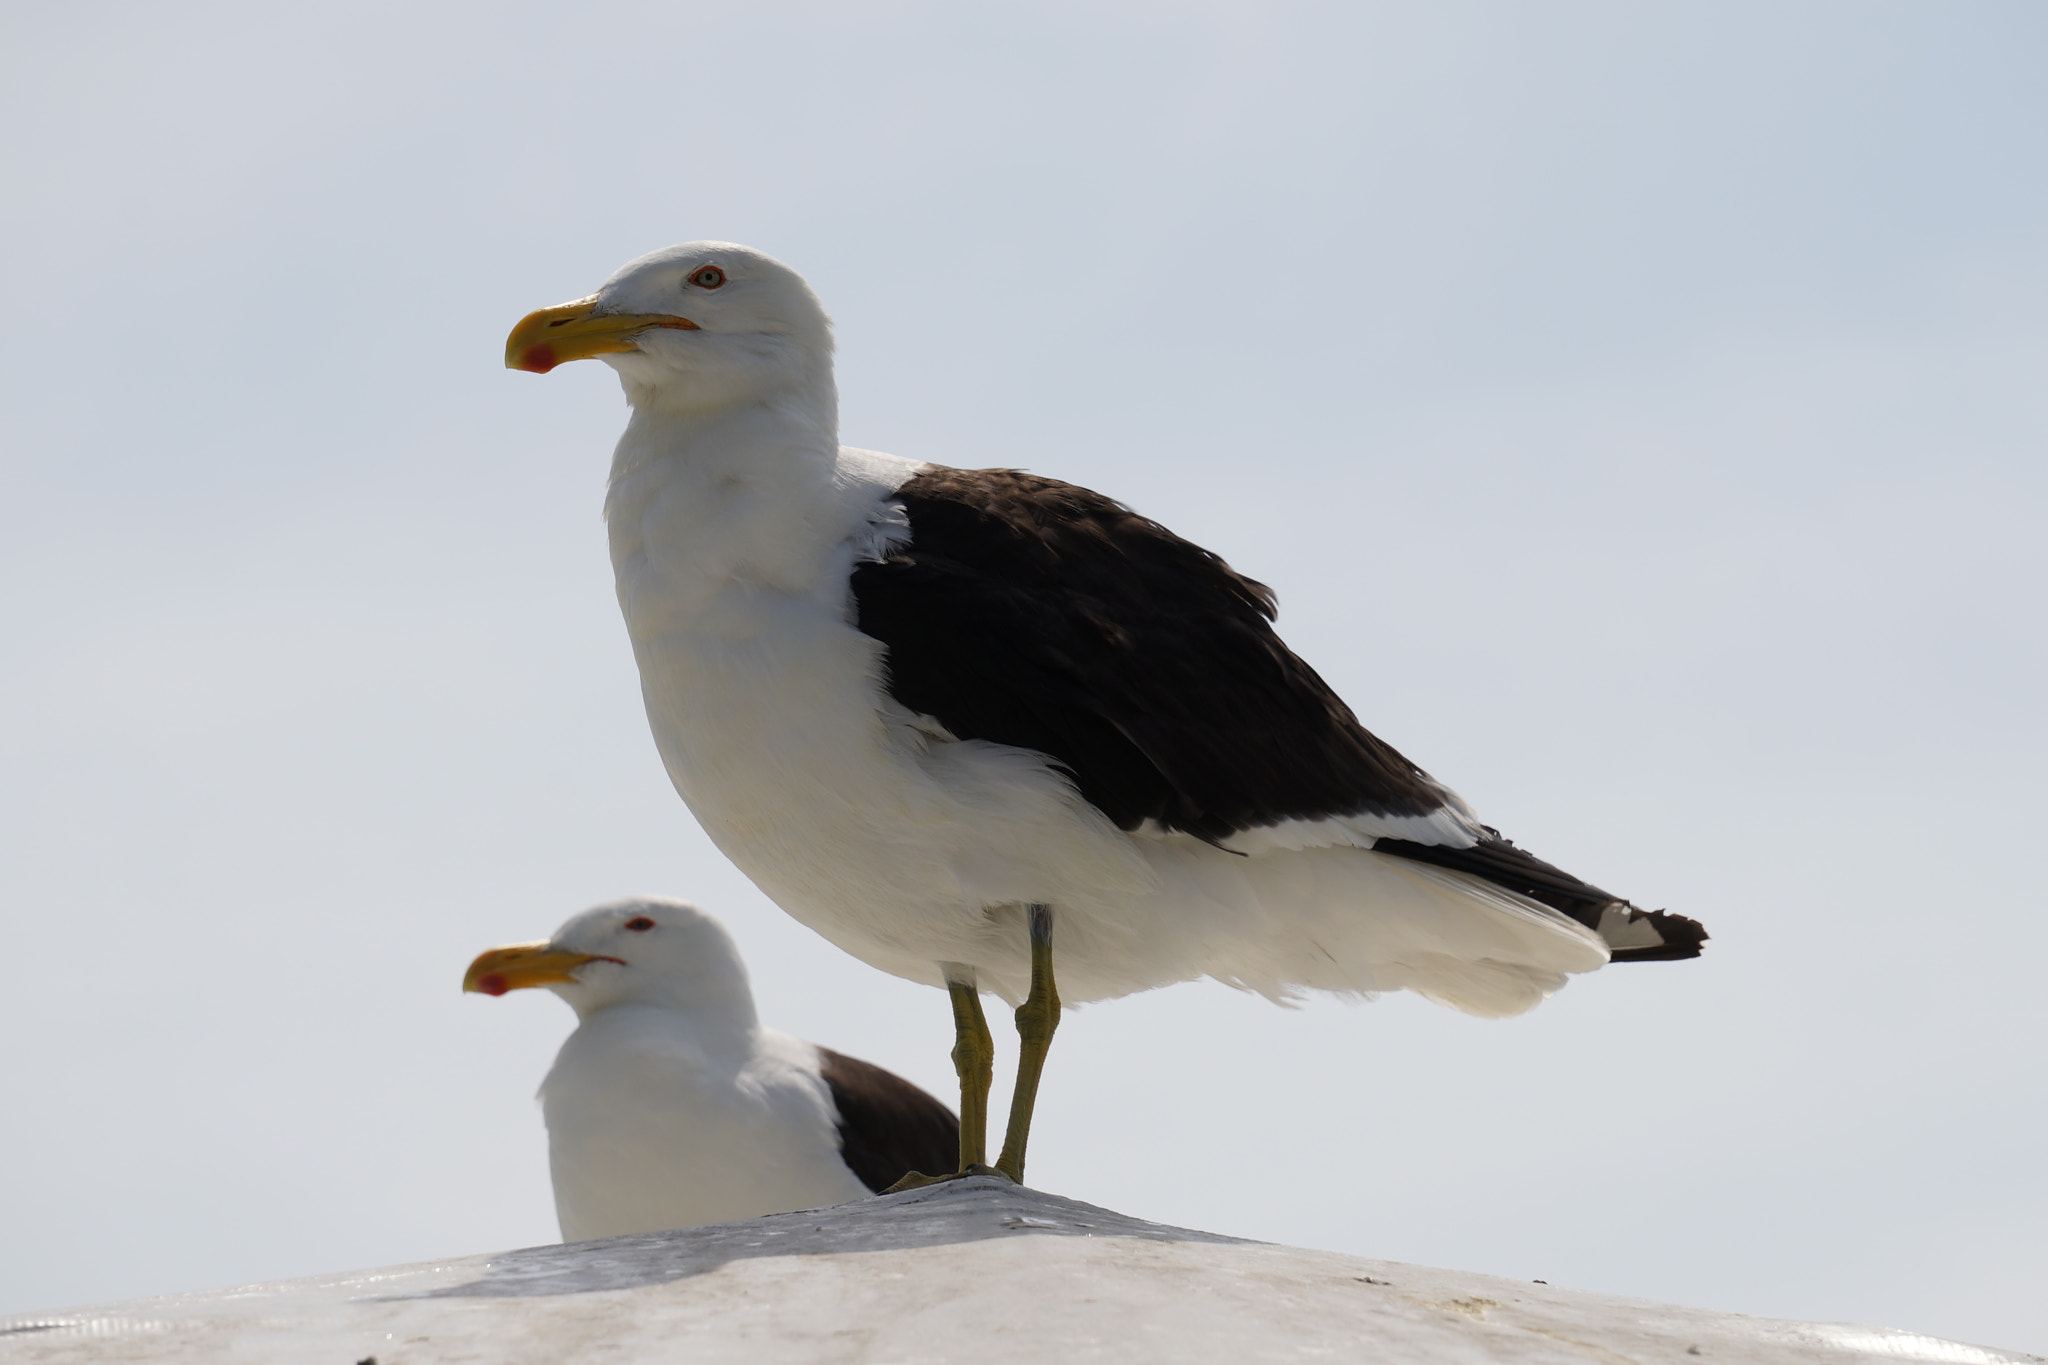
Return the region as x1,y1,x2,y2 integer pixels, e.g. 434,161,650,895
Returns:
625,916,656,932
689,266,725,290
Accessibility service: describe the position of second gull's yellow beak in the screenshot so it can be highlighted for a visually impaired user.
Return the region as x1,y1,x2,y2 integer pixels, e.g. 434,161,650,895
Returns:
504,295,700,374
463,940,622,996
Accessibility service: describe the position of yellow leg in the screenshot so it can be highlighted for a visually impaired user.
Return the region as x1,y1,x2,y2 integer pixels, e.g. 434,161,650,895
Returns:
948,973,994,1171
884,966,995,1192
995,905,1060,1185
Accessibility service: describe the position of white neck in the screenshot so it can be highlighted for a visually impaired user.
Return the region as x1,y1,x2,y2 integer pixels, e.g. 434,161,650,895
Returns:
609,366,837,479
562,964,764,1057
604,380,854,592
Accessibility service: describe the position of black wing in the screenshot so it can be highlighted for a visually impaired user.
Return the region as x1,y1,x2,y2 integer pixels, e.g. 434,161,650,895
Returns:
851,467,1451,846
817,1047,959,1191
850,467,1706,961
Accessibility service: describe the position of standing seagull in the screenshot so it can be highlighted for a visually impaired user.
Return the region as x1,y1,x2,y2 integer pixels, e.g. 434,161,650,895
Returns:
504,243,1706,1186
464,897,957,1238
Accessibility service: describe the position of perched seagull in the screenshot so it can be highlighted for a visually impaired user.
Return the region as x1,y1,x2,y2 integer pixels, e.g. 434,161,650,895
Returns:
504,243,1707,1185
463,897,958,1239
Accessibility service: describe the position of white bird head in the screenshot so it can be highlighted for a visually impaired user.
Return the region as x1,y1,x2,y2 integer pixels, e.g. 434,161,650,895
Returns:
463,896,758,1026
505,242,833,413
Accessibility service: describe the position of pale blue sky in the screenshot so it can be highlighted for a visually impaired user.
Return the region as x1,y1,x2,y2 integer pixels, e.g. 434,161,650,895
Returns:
2,1,2044,1352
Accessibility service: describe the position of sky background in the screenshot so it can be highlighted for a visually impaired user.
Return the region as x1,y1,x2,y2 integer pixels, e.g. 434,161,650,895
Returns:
3,0,2044,1353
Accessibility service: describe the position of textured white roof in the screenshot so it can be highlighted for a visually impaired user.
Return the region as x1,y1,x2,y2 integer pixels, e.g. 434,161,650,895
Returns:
1,1178,2034,1365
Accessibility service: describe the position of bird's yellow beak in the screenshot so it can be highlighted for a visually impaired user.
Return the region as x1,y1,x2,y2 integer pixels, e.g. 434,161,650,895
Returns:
504,295,700,374
463,941,621,996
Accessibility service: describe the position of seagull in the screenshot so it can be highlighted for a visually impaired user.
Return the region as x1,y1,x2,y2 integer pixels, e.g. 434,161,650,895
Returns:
463,897,958,1239
504,243,1707,1186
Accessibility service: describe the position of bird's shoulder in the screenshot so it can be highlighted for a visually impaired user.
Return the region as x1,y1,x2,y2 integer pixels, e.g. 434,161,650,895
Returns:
862,464,1277,619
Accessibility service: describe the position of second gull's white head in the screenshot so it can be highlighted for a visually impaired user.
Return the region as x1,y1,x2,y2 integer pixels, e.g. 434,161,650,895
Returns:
461,895,759,1030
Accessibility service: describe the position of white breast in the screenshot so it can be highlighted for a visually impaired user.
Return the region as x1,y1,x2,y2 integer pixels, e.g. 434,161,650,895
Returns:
539,1008,867,1241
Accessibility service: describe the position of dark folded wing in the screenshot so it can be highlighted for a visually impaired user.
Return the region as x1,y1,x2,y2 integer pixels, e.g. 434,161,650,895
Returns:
817,1047,959,1191
849,466,1705,961
850,467,1456,846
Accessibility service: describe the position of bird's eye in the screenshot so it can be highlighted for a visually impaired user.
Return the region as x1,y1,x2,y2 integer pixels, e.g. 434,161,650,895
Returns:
625,916,656,932
689,266,725,290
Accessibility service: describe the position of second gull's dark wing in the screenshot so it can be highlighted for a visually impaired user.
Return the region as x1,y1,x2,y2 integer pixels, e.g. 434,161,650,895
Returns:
817,1047,960,1191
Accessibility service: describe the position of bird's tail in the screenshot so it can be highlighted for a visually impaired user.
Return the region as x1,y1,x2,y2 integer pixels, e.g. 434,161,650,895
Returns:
1372,829,1707,962
1590,903,1709,961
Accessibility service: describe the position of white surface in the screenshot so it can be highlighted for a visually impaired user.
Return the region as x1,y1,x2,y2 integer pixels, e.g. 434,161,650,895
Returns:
1,3,2044,1355
0,1180,2035,1365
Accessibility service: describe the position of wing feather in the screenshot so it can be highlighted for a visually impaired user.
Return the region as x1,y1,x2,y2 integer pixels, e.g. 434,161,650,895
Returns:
851,467,1467,845
849,466,1704,962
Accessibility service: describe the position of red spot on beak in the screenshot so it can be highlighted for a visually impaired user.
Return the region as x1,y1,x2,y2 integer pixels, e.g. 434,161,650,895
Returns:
477,973,510,996
521,345,558,374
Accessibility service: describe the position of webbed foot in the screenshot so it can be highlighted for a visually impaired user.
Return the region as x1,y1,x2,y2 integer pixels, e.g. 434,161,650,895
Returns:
882,1163,1009,1193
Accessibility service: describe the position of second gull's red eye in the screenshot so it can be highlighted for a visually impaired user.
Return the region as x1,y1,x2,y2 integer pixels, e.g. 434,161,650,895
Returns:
689,266,725,289
625,916,656,932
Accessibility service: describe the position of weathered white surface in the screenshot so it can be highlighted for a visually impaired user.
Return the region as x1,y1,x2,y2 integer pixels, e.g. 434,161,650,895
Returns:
2,1178,2034,1364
